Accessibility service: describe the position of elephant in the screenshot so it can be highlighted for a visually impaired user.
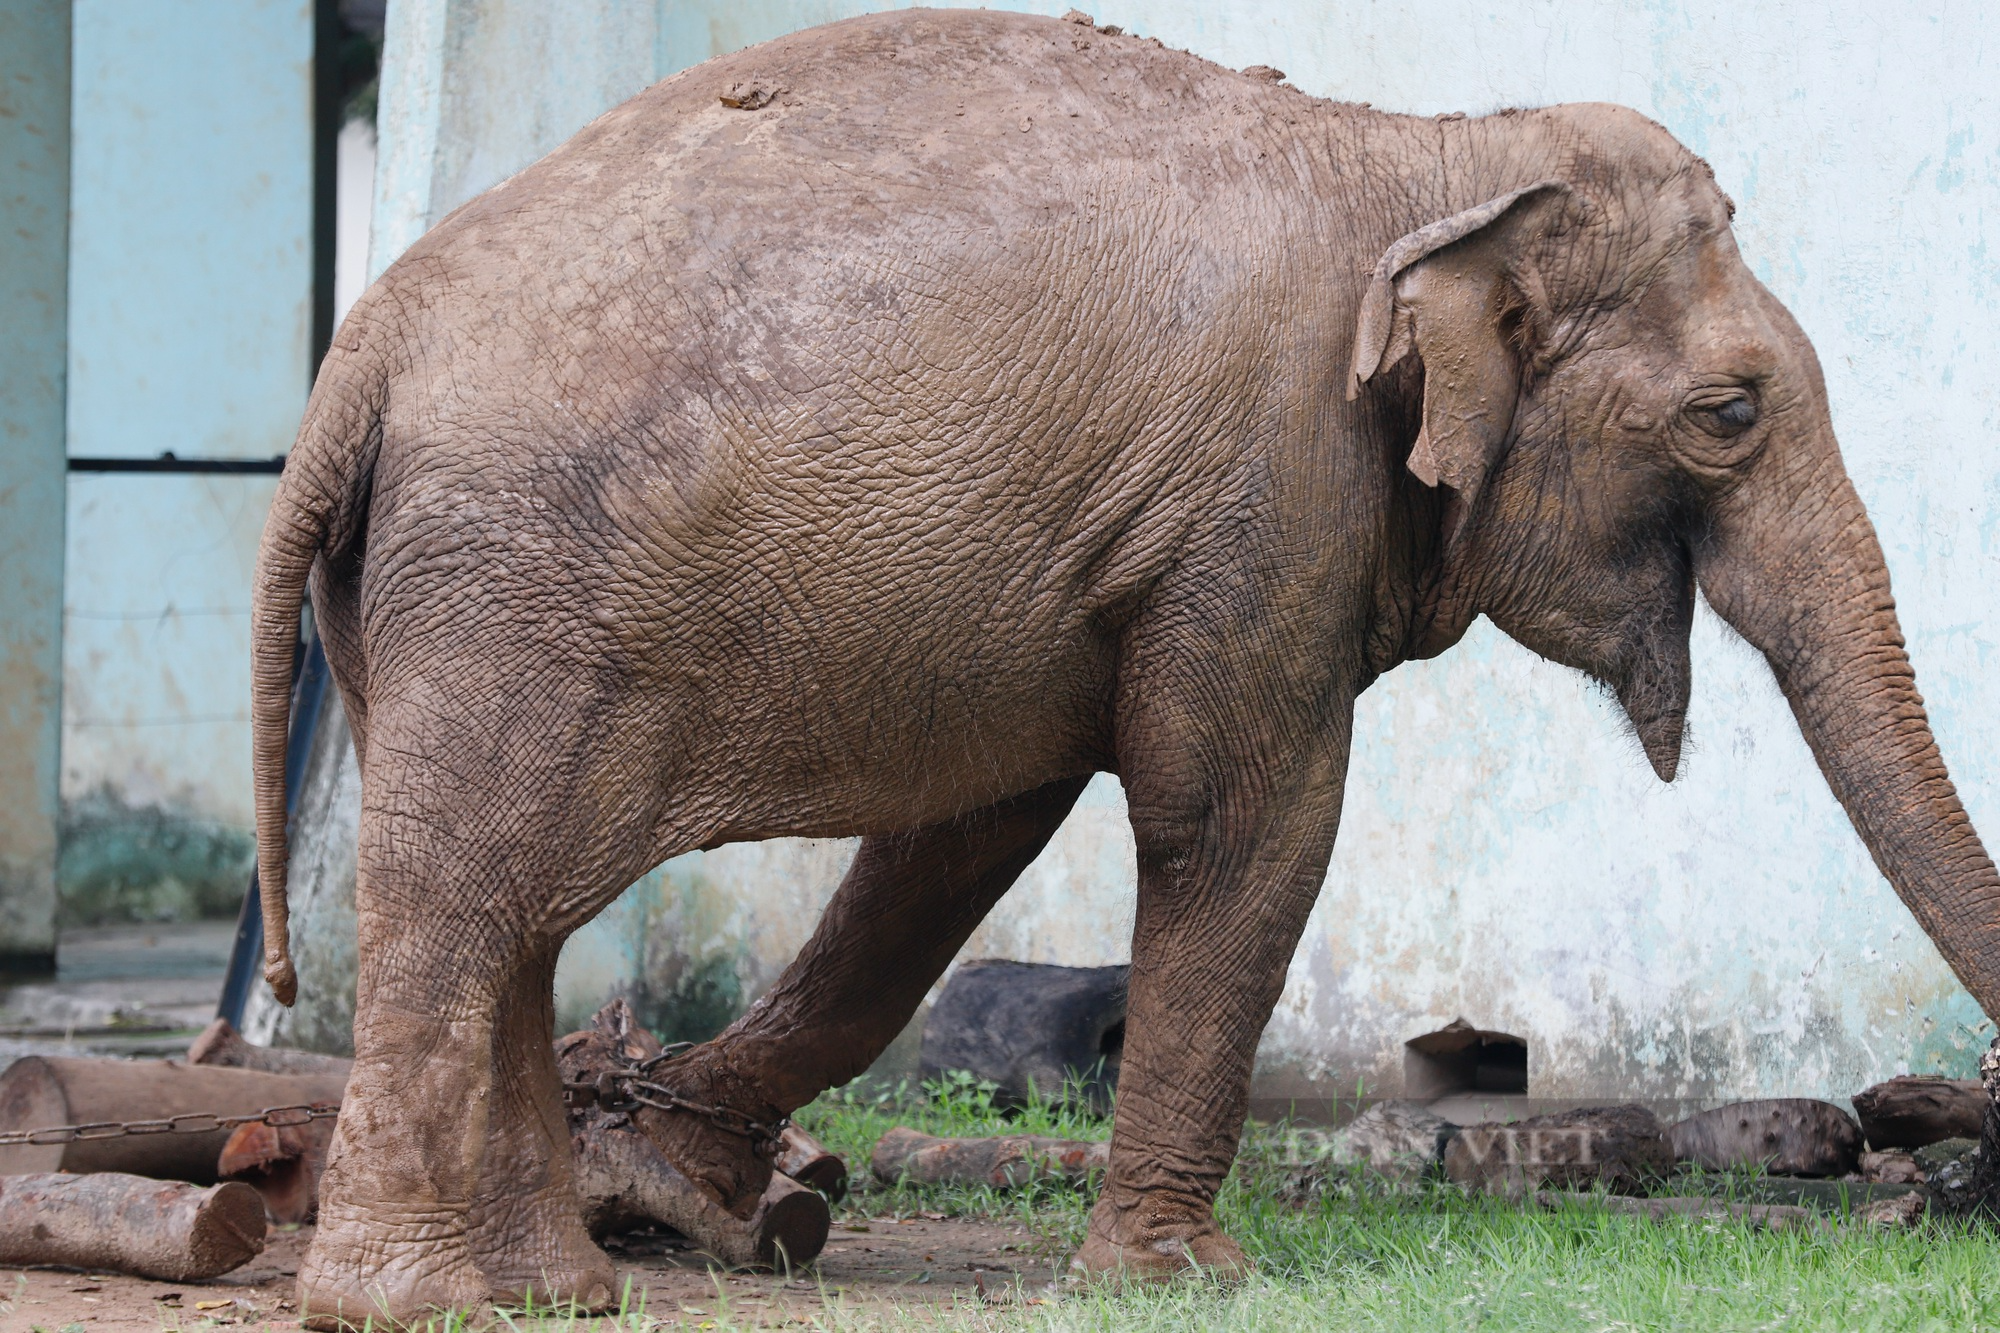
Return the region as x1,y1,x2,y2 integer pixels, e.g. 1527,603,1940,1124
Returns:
250,8,1999,1323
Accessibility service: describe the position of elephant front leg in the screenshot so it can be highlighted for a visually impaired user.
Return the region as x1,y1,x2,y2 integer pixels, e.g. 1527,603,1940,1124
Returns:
1075,743,1347,1282
633,776,1091,1213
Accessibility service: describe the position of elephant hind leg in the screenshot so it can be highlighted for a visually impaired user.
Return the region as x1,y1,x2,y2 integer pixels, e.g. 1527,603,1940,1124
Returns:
297,695,650,1327
634,775,1092,1214
469,941,616,1310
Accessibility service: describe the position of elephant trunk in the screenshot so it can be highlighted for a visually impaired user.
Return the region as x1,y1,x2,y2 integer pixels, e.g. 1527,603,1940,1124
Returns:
1696,442,2000,1016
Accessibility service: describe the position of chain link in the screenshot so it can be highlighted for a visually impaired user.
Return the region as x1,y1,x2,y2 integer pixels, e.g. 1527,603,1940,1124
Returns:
0,1102,340,1149
562,1045,788,1158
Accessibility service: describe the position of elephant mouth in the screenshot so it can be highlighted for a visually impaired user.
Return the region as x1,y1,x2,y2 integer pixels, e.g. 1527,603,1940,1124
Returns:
1614,639,1691,781
1611,540,1696,782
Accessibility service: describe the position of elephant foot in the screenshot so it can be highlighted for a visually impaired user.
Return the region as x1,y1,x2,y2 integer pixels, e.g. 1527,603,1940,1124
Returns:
630,1049,783,1216
472,1182,619,1312
297,1202,492,1330
1069,1195,1253,1285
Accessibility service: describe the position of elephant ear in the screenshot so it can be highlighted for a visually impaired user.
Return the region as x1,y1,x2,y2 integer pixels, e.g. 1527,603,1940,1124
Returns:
1347,181,1571,495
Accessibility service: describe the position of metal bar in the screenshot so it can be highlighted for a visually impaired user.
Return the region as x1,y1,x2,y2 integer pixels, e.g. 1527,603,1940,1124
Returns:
67,455,286,474
216,633,330,1025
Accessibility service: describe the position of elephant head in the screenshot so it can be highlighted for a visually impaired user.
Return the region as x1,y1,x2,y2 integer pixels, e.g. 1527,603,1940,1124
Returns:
1351,104,2000,1012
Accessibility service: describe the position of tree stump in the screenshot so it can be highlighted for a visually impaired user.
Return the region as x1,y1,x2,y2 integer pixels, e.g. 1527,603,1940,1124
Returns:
1851,1074,1984,1149
1953,1041,2000,1218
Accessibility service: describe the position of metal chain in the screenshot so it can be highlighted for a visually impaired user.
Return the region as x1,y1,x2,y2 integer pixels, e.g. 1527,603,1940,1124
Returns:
562,1044,789,1158
0,1102,339,1149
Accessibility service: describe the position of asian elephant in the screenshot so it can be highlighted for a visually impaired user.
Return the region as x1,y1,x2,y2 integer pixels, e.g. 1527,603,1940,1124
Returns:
251,8,1999,1323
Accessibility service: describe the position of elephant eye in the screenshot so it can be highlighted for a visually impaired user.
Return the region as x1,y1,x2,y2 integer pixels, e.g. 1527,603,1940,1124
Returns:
1688,390,1759,437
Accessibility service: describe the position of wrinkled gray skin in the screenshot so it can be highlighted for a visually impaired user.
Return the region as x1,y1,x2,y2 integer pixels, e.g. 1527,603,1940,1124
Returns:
250,10,2000,1323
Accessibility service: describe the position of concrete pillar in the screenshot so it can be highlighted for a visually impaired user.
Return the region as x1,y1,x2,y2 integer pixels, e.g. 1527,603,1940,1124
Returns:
0,0,70,974
371,0,660,277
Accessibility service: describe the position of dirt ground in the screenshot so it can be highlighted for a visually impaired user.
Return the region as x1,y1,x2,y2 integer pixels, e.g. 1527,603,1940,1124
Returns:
0,1216,1062,1331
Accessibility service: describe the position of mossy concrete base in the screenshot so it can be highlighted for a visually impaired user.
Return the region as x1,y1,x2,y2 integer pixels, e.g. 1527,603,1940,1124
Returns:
57,787,252,927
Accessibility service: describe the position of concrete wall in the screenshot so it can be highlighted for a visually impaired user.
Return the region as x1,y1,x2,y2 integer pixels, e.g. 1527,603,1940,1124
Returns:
262,0,1999,1107
0,0,71,969
59,0,314,923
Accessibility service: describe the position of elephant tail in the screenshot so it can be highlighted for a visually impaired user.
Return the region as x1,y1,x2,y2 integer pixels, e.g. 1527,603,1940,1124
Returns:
250,337,384,1007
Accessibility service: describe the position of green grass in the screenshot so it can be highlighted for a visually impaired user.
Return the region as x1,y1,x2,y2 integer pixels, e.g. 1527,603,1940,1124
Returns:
792,1075,2000,1332
445,1076,2000,1332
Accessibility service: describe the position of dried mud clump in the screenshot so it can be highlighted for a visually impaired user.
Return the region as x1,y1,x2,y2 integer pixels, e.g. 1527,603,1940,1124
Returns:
720,81,783,111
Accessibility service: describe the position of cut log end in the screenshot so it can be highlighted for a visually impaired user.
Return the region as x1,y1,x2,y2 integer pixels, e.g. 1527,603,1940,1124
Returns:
188,1180,270,1276
754,1172,831,1269
0,1173,265,1281
775,1124,848,1201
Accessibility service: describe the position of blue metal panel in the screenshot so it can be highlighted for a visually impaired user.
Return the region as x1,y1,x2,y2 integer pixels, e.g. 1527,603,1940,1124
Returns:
60,1,314,923
0,0,70,968
67,0,314,461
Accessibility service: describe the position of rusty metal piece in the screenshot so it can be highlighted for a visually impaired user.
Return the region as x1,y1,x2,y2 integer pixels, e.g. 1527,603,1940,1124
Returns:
869,1125,1108,1188
0,1057,346,1183
187,1018,355,1078
216,1110,336,1224
775,1123,848,1201
0,1172,266,1280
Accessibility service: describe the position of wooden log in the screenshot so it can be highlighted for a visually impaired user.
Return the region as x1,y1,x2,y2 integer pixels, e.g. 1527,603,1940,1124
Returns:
558,1006,830,1267
0,1056,346,1183
869,1125,1109,1188
571,1111,828,1268
1535,1190,1821,1232
1851,1075,1984,1149
186,1018,355,1078
774,1124,848,1200
0,1173,265,1280
216,1113,336,1224
1444,1105,1672,1197
1667,1099,1862,1176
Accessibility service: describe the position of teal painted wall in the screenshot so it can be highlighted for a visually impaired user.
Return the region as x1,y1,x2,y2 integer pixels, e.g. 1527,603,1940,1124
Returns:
0,0,71,966
256,0,1999,1105
59,1,314,923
